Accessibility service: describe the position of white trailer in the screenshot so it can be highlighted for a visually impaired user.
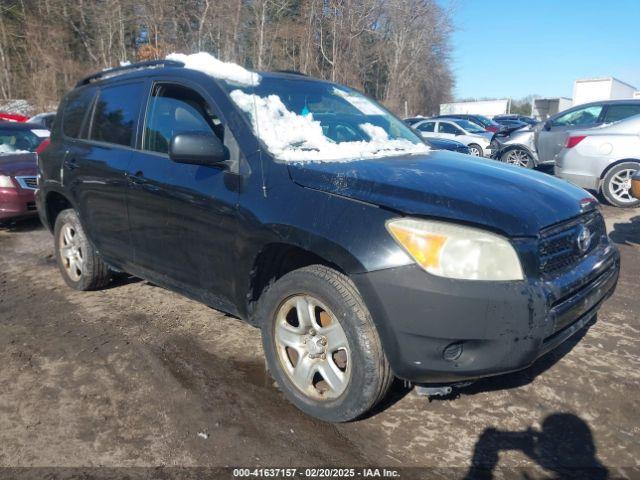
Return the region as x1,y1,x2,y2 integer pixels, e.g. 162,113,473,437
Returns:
572,77,637,106
439,99,510,117
532,97,573,121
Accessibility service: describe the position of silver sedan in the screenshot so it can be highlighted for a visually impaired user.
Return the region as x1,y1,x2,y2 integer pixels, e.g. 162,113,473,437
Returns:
555,114,640,207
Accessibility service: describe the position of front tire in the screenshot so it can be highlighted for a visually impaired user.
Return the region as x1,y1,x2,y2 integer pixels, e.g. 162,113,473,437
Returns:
468,143,483,157
501,148,534,168
258,265,393,422
601,162,640,208
54,209,111,290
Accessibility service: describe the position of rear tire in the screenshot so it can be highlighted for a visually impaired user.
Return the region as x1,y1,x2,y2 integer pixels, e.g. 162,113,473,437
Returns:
54,209,111,290
468,143,483,157
257,265,393,422
601,162,640,208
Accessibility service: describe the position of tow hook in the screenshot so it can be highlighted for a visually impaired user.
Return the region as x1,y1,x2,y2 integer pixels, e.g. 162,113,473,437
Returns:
414,382,474,398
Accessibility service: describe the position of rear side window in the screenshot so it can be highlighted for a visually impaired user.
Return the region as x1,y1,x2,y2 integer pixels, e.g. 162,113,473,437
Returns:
62,87,96,138
603,104,640,123
89,82,144,147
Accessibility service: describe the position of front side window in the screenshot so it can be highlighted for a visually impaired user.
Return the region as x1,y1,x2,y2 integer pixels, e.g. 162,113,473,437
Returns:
417,122,435,132
89,82,144,146
438,122,461,135
62,87,96,139
553,105,603,127
453,119,485,133
143,83,222,154
603,104,640,123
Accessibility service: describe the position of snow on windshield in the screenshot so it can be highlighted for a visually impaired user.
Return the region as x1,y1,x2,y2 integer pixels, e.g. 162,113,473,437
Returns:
230,90,429,162
166,52,261,86
0,144,29,155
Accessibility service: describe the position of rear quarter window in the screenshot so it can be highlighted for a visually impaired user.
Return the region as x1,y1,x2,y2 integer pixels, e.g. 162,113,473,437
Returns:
604,104,640,123
61,87,96,139
89,82,144,147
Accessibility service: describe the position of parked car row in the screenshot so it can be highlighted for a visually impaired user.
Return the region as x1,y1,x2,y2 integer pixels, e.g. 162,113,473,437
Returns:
413,117,492,157
490,99,640,207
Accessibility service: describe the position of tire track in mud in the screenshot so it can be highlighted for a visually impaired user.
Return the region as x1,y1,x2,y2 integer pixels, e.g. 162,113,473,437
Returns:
1,212,639,471
0,223,370,467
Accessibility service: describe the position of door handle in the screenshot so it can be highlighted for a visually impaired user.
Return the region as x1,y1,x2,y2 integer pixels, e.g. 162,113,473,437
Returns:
64,157,79,170
128,170,145,185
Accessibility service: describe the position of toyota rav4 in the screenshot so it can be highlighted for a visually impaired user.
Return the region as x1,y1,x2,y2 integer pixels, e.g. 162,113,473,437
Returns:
36,55,619,422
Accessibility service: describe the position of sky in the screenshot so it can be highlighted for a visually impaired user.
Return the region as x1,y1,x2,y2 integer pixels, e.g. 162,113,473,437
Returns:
440,0,640,100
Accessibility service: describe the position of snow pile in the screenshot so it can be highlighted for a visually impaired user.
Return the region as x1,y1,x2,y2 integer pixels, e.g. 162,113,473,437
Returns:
0,144,29,155
166,52,261,86
0,99,34,116
230,90,429,162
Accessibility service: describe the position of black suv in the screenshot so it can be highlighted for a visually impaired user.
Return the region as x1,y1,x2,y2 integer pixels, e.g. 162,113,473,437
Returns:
36,59,620,422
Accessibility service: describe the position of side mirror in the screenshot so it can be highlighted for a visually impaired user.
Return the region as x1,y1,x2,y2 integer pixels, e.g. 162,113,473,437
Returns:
543,121,552,131
169,132,229,167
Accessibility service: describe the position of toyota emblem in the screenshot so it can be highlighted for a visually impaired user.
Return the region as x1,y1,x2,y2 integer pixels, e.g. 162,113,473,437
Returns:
576,225,592,254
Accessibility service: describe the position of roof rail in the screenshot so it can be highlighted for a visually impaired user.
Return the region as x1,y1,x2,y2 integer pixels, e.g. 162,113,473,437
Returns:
273,69,308,76
76,60,185,87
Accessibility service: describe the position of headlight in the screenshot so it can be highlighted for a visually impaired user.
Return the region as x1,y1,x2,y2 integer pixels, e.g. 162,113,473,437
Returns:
386,218,523,281
0,175,15,188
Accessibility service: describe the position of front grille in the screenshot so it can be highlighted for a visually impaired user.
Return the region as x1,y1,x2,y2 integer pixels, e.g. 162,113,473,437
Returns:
15,176,37,190
26,202,36,211
538,211,606,275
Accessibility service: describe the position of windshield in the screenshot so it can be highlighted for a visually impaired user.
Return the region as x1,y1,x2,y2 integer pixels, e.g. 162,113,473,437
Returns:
0,128,44,154
453,119,485,133
223,77,428,162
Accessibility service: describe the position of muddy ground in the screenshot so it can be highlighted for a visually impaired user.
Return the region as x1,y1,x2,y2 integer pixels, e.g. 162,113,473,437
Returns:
0,206,638,478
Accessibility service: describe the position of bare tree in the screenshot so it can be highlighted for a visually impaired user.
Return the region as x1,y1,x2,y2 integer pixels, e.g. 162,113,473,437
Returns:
0,0,453,116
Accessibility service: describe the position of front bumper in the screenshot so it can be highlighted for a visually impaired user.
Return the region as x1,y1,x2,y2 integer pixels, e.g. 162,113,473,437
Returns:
352,242,619,384
0,186,37,221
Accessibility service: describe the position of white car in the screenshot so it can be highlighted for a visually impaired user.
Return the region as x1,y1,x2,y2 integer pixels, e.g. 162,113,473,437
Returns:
555,114,640,208
413,118,492,157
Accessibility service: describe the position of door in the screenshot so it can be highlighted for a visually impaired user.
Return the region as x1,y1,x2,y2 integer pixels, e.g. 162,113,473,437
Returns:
66,81,144,264
126,81,239,310
536,104,604,162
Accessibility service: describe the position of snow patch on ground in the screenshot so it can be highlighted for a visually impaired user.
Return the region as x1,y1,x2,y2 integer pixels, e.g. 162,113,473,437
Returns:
0,99,34,116
166,52,261,86
230,90,429,162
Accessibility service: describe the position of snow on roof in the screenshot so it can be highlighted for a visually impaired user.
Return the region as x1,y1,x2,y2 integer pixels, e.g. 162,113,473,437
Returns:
166,52,261,86
230,89,429,162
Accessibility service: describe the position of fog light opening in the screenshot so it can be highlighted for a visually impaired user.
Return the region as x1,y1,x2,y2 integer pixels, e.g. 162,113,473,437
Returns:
442,342,463,361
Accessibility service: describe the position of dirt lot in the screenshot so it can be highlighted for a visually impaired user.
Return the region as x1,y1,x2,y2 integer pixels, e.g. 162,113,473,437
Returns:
0,206,638,478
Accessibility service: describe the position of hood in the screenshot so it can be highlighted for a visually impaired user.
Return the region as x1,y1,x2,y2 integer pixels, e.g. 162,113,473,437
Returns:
288,152,593,237
0,152,37,176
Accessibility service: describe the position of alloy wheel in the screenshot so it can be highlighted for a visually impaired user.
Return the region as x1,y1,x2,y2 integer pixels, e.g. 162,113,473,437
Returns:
469,146,481,156
503,149,531,167
274,295,351,400
609,168,636,204
59,224,84,281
